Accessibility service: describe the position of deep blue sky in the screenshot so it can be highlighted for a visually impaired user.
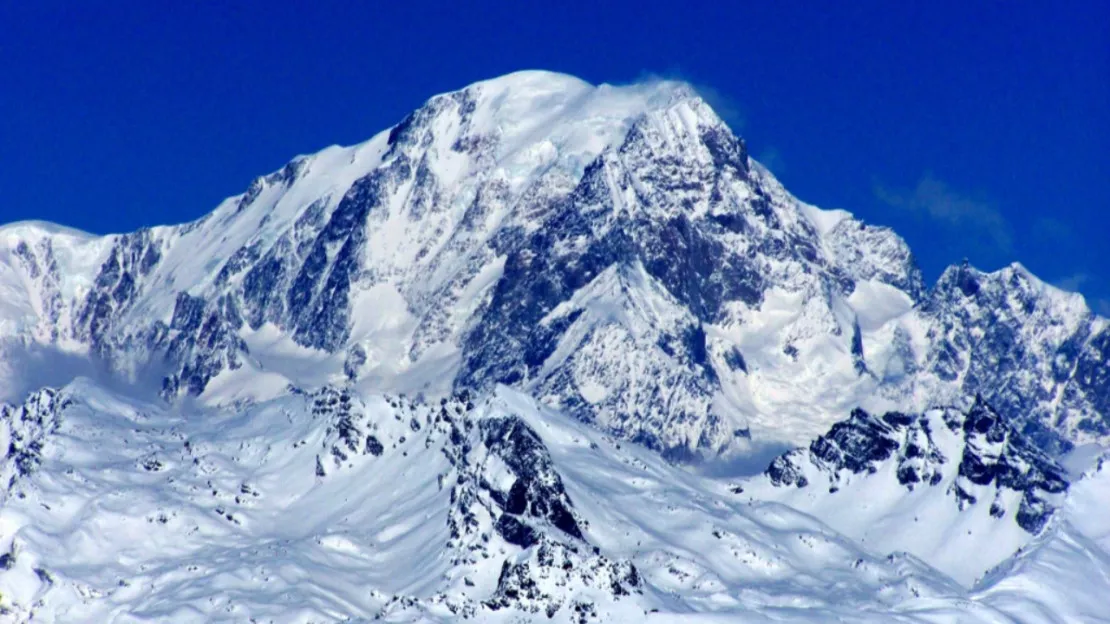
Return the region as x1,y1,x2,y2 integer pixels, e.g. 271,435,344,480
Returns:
2,2,1107,311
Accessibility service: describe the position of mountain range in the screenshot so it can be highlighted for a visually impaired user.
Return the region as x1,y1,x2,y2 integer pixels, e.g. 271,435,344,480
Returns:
0,71,1107,622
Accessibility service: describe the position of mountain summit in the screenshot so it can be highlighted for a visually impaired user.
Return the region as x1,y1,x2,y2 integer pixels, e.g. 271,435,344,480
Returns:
1,71,1108,622
3,70,1105,456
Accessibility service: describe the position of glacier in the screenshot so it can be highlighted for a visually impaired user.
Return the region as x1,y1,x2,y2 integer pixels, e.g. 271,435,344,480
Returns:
0,70,1108,622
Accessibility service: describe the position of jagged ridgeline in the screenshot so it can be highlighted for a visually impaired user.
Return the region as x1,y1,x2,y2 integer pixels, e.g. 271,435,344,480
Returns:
1,71,1106,461
1,71,1110,623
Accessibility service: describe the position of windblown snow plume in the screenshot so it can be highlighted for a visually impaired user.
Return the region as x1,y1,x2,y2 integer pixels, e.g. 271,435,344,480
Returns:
0,71,1107,622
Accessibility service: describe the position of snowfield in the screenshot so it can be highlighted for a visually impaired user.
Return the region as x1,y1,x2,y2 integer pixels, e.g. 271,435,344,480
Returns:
0,70,1107,622
1,382,1108,622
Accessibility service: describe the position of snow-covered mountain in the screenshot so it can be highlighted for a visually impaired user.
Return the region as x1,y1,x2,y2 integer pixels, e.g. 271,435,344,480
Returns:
2,382,1108,622
1,70,1108,621
744,397,1070,586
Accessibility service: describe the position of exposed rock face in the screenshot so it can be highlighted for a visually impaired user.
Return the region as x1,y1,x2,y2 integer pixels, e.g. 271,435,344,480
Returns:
255,384,644,620
920,262,1110,452
954,399,1069,533
764,397,1069,535
0,360,1103,620
0,71,1106,463
0,388,69,493
0,70,1107,623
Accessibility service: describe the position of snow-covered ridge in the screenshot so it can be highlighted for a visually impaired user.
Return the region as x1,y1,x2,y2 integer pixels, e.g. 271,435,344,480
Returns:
0,221,96,241
0,69,1106,459
1,381,1107,622
745,397,1070,585
1,70,1109,622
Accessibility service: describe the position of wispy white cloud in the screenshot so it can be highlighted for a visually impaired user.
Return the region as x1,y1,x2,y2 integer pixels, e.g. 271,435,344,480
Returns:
1050,272,1110,317
689,82,745,130
1095,298,1110,318
1033,217,1072,243
874,172,1012,252
755,147,785,174
1053,272,1090,292
633,70,745,130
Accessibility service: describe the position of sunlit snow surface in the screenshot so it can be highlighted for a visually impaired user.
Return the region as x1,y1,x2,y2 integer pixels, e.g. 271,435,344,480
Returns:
1,70,1109,621
0,382,1107,622
0,71,1104,450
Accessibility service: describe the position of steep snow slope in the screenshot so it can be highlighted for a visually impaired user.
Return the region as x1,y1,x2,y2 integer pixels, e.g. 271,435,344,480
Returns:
971,523,1110,624
1,382,1107,622
970,453,1110,623
743,398,1070,585
1,70,1109,622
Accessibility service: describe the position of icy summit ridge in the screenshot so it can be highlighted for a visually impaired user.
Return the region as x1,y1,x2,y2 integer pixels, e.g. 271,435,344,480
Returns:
2,70,1110,622
0,70,1107,459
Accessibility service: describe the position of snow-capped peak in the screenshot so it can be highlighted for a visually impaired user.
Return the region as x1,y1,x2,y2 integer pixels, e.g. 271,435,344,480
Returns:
0,221,96,242
1,70,1109,623
0,70,1105,456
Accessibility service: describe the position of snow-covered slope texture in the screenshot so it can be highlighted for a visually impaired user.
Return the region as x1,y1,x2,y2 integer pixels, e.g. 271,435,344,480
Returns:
0,71,1106,460
3,381,1108,623
2,69,1110,624
743,397,1070,586
970,448,1110,623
